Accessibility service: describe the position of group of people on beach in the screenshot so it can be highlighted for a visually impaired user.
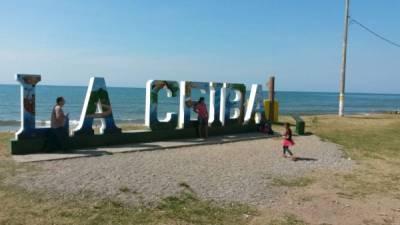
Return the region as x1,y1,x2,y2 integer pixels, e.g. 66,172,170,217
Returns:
47,96,296,160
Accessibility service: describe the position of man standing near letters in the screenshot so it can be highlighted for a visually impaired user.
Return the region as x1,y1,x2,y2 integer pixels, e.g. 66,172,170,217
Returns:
48,96,69,150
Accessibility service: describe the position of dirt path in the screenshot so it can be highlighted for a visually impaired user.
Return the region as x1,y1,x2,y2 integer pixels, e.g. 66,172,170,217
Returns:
250,170,400,225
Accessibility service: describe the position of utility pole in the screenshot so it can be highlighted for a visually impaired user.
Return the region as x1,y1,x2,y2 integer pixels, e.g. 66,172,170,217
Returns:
268,76,275,121
339,0,350,116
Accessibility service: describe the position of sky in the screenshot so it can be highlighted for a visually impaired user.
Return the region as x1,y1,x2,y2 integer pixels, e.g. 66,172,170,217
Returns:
0,0,399,93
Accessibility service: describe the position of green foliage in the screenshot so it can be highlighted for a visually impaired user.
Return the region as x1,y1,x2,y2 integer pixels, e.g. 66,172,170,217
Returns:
87,88,111,114
268,214,308,225
230,83,246,93
157,191,254,225
272,177,314,188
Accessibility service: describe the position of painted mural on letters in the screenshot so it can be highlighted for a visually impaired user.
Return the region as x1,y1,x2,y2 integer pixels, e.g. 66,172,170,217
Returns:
11,74,276,154
145,80,180,130
74,77,121,135
178,81,210,129
221,83,246,126
244,84,266,124
15,74,49,139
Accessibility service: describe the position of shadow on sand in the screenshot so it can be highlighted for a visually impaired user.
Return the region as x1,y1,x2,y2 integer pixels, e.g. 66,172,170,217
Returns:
293,157,318,162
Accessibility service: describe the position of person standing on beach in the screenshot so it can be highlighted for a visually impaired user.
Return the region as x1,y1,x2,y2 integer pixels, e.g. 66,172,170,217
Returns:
282,123,295,160
49,96,69,150
194,97,208,138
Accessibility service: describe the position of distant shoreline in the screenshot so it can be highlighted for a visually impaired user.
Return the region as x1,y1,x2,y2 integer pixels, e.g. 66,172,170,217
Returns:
1,83,400,95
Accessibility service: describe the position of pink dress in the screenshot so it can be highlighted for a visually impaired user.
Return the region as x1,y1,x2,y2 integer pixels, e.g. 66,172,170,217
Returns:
282,129,295,147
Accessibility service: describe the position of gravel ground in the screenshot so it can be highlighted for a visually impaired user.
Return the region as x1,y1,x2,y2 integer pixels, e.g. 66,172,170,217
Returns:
10,135,353,205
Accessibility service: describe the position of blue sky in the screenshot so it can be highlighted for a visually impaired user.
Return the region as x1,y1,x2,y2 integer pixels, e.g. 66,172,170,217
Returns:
0,0,399,93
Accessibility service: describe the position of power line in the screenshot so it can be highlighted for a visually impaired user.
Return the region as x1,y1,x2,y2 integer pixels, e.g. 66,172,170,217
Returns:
350,17,400,48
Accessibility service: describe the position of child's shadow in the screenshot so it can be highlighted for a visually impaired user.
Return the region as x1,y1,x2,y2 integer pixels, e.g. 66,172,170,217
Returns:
293,157,318,161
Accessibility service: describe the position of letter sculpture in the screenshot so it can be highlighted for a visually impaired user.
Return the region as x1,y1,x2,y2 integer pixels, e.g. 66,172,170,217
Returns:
15,74,49,139
74,77,121,135
145,80,180,130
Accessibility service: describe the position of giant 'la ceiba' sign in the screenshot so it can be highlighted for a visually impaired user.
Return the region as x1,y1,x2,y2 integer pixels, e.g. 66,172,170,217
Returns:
14,74,266,142
11,74,265,154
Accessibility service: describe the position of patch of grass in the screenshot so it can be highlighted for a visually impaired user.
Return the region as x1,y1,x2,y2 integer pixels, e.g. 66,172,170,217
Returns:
119,124,148,132
335,169,400,199
0,132,256,225
272,177,314,188
157,191,255,225
0,132,13,158
304,114,400,160
272,115,296,133
0,182,255,225
268,214,309,225
118,186,130,193
305,114,400,198
296,195,313,203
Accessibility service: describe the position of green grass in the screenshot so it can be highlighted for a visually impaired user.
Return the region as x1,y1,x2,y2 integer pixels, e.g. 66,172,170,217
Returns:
272,177,314,188
0,176,255,225
118,186,131,193
0,132,13,158
0,132,255,225
305,114,400,198
333,169,400,199
305,114,400,160
157,192,254,225
268,214,308,225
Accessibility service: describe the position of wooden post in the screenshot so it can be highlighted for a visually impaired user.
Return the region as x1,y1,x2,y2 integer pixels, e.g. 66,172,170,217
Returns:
268,76,275,121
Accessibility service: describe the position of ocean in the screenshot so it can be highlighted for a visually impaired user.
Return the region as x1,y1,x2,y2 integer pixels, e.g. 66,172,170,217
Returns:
1,84,399,132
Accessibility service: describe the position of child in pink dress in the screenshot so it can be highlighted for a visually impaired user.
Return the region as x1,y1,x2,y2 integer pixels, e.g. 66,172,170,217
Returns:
282,123,295,159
